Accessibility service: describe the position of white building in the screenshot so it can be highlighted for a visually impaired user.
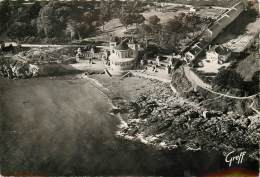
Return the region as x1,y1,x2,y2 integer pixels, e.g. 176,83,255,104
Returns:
108,40,138,75
204,2,244,42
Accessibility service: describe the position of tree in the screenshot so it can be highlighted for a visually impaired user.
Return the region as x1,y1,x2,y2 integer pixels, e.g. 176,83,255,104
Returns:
66,19,82,40
28,1,42,19
138,23,152,36
148,15,160,26
7,22,36,40
213,70,245,91
13,0,25,9
148,15,161,34
163,18,183,34
56,6,71,19
37,1,63,37
99,0,110,31
137,24,152,46
110,0,121,18
133,13,145,28
119,13,133,29
184,13,204,36
0,0,12,27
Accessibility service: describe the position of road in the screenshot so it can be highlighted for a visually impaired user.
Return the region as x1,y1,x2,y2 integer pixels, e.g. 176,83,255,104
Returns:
183,66,260,114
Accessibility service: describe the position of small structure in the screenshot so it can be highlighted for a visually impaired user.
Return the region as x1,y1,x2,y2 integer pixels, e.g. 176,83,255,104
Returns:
206,45,231,63
128,39,140,51
75,48,84,62
172,53,182,61
156,56,160,66
108,39,139,75
189,7,196,13
109,36,118,52
185,39,208,63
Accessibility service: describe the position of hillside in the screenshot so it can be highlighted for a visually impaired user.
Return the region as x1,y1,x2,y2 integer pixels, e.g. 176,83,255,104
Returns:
236,53,260,82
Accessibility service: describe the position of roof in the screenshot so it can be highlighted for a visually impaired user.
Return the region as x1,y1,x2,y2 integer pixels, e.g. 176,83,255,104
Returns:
226,9,237,17
114,42,129,50
217,16,230,25
208,45,230,55
190,46,202,56
196,40,208,49
128,39,138,44
215,45,231,55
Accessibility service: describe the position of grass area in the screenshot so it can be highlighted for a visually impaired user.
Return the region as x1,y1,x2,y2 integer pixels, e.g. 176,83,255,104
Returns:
95,4,223,39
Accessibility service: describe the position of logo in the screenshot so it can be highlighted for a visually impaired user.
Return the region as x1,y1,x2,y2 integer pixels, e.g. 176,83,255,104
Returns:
225,151,246,167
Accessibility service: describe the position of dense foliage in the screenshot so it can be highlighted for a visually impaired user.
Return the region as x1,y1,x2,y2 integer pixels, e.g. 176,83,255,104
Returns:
0,0,147,43
0,0,210,50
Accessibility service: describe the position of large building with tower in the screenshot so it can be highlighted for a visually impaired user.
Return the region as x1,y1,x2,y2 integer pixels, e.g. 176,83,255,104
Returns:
108,39,139,75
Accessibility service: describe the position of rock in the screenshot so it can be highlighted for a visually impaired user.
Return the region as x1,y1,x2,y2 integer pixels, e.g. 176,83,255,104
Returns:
128,127,138,136
148,116,158,123
157,119,172,132
186,111,199,119
110,108,122,114
244,118,251,127
176,138,186,146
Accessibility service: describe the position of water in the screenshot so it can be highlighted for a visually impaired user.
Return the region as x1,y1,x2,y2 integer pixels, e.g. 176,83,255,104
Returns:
0,76,258,176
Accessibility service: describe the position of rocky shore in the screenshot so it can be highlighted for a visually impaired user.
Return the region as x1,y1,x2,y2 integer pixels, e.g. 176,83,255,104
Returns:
0,57,39,79
88,74,260,161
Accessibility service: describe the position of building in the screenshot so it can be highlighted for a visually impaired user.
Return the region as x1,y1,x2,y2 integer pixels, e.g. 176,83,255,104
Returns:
108,39,139,75
184,1,244,63
185,39,208,62
204,1,244,41
224,32,260,54
206,45,231,63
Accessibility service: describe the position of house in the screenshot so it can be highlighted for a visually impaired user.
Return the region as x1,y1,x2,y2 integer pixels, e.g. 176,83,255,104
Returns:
108,39,139,75
185,39,208,63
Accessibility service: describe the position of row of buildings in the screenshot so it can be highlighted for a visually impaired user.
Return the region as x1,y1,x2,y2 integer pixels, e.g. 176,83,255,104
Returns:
184,1,245,63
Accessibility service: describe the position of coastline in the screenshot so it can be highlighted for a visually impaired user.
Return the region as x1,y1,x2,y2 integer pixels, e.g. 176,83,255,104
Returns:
78,73,167,149
85,73,260,162
0,74,258,175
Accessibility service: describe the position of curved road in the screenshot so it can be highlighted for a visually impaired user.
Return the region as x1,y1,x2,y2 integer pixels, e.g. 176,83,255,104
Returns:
183,66,260,114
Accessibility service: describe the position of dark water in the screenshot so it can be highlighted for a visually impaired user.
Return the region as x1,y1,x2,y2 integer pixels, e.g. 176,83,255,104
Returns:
0,77,258,176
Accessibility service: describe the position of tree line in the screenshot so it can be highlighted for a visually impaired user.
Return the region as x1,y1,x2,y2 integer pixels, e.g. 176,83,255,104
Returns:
0,0,212,52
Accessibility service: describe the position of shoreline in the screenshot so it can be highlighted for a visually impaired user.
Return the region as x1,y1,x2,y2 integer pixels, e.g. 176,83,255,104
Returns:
78,73,172,150
0,74,258,175
84,73,259,162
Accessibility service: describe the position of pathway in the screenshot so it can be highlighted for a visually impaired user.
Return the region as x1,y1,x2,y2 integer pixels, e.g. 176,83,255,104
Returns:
130,66,172,83
183,66,260,114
